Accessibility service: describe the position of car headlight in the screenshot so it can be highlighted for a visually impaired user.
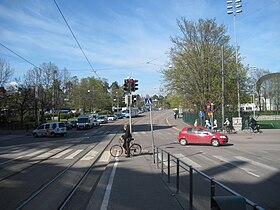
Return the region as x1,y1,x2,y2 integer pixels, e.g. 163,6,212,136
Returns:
220,136,227,139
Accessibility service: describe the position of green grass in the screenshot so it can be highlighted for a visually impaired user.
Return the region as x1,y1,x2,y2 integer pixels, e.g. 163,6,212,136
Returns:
258,120,280,129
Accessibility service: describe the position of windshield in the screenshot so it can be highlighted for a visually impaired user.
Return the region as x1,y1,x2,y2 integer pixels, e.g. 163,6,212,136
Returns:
78,118,88,123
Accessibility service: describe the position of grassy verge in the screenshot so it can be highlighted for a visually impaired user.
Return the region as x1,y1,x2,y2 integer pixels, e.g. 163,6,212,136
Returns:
258,120,280,129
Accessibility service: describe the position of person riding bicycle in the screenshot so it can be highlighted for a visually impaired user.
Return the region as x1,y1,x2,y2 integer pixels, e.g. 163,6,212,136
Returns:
250,117,260,132
121,124,132,157
222,118,230,132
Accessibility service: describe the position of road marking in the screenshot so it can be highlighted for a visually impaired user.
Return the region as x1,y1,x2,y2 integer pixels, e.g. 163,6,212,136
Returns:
81,150,98,160
175,153,201,168
234,156,278,172
100,157,119,210
213,155,260,178
99,151,111,162
51,149,73,158
65,149,83,159
25,149,46,157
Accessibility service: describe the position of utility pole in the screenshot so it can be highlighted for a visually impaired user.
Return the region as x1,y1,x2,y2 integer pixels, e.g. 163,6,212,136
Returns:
221,46,225,124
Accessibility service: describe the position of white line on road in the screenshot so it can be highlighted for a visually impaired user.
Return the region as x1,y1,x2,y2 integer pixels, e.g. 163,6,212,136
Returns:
81,150,98,161
175,153,201,168
51,149,73,158
235,156,279,172
64,149,83,159
213,155,261,178
100,158,119,210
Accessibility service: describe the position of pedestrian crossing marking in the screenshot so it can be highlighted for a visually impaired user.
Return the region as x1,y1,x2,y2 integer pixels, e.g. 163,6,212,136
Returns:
65,149,83,159
174,153,201,168
51,149,73,158
81,150,98,160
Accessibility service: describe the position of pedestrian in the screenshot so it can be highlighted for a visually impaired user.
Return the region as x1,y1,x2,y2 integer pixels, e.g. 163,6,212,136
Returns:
213,119,218,132
194,119,198,126
205,120,212,130
121,124,132,157
174,111,177,119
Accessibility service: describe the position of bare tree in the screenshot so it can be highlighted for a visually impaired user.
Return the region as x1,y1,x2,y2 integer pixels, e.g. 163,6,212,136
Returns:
0,58,14,87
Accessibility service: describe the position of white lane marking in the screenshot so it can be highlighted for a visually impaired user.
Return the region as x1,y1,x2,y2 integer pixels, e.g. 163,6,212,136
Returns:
166,118,180,131
81,150,98,161
25,149,46,157
100,158,119,210
213,155,260,178
175,153,201,168
64,149,83,159
99,151,111,162
235,156,278,172
51,149,73,158
36,148,64,158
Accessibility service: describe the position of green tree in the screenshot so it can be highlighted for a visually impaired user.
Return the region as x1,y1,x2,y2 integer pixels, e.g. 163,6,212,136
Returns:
163,18,244,113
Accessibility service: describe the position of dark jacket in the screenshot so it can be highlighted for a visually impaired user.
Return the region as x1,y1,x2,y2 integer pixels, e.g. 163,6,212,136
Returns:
122,127,132,141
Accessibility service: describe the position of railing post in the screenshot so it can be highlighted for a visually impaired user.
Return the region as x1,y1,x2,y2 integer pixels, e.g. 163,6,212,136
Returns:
210,178,215,209
167,153,170,183
161,151,164,174
189,166,193,210
156,147,159,168
176,158,180,193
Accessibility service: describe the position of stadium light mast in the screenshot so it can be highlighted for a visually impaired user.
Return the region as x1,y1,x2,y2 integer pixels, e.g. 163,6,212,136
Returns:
227,0,242,118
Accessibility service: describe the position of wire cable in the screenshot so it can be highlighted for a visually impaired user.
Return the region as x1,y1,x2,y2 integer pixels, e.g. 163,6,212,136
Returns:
53,0,99,78
0,42,39,69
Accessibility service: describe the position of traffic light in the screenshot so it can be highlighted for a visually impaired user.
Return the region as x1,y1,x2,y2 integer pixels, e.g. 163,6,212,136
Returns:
123,79,130,92
132,95,137,103
130,79,138,92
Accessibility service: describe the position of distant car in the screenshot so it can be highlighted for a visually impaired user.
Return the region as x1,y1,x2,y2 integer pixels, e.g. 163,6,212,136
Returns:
107,115,117,121
115,113,123,119
97,115,108,124
92,119,100,126
69,120,77,128
178,126,228,147
33,122,67,137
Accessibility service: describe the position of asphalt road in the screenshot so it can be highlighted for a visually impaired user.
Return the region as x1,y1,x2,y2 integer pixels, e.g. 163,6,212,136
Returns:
0,110,279,209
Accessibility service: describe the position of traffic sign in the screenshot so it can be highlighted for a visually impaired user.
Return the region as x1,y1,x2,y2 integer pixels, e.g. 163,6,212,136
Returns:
145,98,153,105
199,111,204,117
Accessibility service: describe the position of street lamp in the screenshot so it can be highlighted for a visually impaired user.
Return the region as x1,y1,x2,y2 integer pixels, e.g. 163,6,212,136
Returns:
227,0,242,118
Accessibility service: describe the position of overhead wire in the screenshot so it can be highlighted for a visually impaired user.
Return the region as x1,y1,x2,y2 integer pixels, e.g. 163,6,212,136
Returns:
53,0,100,78
0,42,39,69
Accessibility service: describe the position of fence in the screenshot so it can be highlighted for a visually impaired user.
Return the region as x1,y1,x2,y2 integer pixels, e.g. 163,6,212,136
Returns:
155,147,264,210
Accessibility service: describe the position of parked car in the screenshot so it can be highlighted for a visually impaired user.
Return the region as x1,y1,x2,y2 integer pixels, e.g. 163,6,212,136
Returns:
178,126,228,147
107,115,117,121
33,122,67,137
97,115,108,124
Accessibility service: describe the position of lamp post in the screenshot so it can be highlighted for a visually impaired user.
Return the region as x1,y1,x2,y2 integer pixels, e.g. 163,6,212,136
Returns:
250,66,258,118
227,0,242,118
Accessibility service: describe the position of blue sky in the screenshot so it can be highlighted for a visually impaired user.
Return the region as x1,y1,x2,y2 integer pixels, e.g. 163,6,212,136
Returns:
0,0,279,96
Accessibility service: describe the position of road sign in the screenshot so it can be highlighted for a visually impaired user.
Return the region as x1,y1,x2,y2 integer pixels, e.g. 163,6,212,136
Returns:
199,111,204,117
145,98,153,105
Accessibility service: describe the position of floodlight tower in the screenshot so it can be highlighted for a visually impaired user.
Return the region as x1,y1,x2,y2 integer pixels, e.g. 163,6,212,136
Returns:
227,0,242,118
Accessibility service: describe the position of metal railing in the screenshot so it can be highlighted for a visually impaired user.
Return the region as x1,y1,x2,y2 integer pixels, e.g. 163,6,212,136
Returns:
155,147,265,210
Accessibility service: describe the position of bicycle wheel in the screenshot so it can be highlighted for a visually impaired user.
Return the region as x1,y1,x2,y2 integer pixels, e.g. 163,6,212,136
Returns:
243,127,251,134
110,145,123,157
130,143,142,156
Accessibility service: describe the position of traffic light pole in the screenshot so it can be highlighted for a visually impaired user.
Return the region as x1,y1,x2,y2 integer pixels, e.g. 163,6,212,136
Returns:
129,94,132,133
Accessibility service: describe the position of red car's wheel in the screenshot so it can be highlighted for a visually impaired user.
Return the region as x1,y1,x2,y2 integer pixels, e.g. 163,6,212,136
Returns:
211,139,220,147
179,138,188,146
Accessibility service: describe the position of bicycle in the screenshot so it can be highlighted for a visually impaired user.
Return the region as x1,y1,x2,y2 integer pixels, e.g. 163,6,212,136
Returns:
110,137,142,157
243,125,262,134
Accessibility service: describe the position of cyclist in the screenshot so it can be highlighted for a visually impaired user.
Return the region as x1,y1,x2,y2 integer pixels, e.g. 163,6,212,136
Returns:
250,117,260,133
222,118,230,132
121,124,132,157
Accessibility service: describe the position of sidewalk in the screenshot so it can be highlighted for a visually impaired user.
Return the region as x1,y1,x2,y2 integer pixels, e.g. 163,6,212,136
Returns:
86,116,186,210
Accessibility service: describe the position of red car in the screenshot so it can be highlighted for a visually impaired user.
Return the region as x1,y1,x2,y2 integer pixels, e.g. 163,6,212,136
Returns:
178,126,228,147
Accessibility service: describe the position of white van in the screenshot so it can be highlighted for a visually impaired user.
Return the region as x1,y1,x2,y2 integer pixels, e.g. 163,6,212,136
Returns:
33,122,67,137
